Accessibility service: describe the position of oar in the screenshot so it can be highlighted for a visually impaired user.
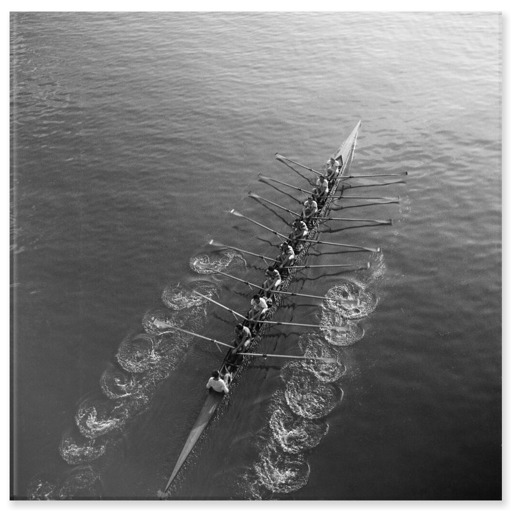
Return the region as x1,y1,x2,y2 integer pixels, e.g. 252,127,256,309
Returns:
229,209,289,240
162,326,336,363
274,154,315,184
332,201,400,211
335,196,400,201
209,239,278,263
259,175,312,195
294,262,371,269
193,291,247,321
295,237,381,253
159,325,232,352
215,270,329,301
217,269,369,304
322,216,392,225
193,291,346,331
249,192,301,218
237,352,337,364
342,171,408,179
275,153,323,177
343,180,406,190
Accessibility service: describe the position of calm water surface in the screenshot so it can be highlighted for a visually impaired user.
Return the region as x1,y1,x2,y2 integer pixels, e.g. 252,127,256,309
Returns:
11,12,501,500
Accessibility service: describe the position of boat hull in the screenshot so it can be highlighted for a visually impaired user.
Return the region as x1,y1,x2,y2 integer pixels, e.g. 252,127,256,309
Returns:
161,121,361,494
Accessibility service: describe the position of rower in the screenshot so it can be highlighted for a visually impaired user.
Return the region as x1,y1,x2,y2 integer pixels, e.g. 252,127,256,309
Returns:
261,267,282,299
233,323,252,352
206,370,231,394
247,294,269,331
276,242,295,274
301,196,318,226
289,218,308,249
315,176,329,202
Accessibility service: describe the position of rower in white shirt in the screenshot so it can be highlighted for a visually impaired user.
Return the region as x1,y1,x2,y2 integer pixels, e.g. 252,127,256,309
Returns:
206,370,232,394
261,267,282,299
276,242,295,273
302,196,318,225
315,175,329,201
289,218,309,247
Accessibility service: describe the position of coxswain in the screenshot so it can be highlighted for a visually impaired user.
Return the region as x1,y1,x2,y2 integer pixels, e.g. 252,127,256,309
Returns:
261,267,282,299
247,294,269,330
206,370,231,394
289,218,309,248
234,323,252,351
315,175,329,202
276,241,295,274
302,196,318,226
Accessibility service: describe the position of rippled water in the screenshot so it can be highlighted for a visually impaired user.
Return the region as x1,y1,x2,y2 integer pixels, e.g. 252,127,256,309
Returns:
11,12,501,500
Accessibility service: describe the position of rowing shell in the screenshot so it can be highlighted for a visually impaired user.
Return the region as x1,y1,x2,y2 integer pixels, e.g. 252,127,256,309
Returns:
160,121,362,495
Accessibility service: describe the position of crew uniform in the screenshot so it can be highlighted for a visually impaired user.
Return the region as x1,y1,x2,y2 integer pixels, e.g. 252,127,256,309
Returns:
261,267,282,299
289,219,308,249
234,323,252,351
248,295,269,325
206,370,231,394
276,242,295,274
315,176,329,203
302,197,318,226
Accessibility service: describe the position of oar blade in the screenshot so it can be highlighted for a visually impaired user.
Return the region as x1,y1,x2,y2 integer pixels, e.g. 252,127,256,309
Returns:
229,208,243,218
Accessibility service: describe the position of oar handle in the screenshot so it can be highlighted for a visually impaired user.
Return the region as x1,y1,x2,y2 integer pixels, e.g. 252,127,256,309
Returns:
259,175,311,195
275,153,323,177
229,209,288,240
193,290,248,321
248,192,301,217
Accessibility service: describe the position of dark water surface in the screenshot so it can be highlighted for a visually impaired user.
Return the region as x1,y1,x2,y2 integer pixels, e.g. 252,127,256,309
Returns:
11,12,501,500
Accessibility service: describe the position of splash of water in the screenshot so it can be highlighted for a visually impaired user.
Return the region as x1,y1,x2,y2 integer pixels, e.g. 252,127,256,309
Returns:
190,250,246,274
116,333,161,373
59,430,107,465
58,466,102,499
75,398,130,439
320,308,365,346
100,363,140,400
297,332,345,382
366,250,387,284
26,478,57,500
323,279,378,320
253,440,310,494
284,370,343,420
162,281,218,310
269,402,329,455
142,299,209,337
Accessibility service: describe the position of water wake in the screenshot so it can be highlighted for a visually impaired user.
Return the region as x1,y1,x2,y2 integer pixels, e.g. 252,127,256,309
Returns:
59,429,108,465
190,250,246,274
269,401,329,454
298,332,345,382
57,466,102,498
162,281,218,310
284,369,343,420
253,439,311,494
324,279,378,320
